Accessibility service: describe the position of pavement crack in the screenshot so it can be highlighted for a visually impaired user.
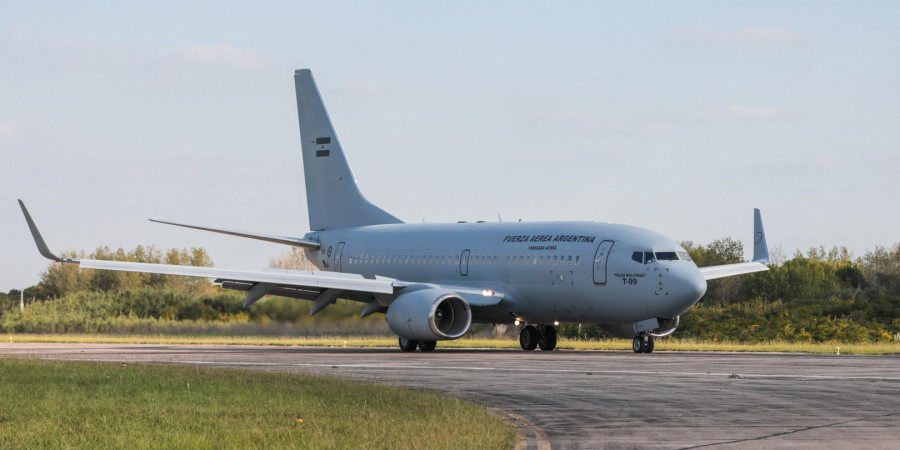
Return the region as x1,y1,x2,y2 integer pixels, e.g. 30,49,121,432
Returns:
680,412,900,449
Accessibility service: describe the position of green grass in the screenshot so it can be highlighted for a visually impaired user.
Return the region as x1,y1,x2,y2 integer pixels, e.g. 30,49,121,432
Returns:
6,333,900,355
0,359,516,449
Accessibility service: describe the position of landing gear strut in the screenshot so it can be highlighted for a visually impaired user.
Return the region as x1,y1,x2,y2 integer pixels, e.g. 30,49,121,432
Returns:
519,324,558,351
632,334,654,354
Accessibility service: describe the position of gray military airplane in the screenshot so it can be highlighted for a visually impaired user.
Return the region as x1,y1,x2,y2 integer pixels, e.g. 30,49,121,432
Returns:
20,69,770,353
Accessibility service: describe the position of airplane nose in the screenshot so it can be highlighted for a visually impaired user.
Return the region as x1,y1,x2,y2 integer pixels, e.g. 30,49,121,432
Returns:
687,268,707,302
665,266,707,316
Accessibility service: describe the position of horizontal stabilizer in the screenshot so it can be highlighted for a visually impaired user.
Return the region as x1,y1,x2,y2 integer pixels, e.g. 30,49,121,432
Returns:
149,219,320,250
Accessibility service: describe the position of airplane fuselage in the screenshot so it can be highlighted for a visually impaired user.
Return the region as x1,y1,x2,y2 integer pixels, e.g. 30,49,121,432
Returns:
305,221,707,326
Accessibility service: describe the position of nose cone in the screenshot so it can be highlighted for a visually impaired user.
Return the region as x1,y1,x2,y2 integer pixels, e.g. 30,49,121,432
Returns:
686,267,707,302
665,265,707,316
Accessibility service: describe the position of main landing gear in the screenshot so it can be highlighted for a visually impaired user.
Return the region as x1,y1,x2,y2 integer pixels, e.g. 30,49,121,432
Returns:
632,334,654,354
519,324,557,351
398,336,437,352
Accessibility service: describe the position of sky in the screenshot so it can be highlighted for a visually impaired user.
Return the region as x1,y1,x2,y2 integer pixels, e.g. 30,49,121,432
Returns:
2,1,899,292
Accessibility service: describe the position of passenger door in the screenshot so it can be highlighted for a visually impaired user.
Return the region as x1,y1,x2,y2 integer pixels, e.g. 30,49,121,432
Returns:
459,249,470,276
593,240,614,285
334,242,345,273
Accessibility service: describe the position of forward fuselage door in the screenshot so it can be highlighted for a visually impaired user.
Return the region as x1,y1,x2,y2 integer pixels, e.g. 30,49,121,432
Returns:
593,240,614,285
334,242,345,273
460,249,470,276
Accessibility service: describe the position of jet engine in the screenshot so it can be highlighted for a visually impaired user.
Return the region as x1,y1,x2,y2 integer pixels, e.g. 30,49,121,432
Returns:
599,316,680,339
385,289,472,340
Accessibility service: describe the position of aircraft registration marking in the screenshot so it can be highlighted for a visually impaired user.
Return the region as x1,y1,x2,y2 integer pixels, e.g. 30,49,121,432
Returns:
614,272,645,286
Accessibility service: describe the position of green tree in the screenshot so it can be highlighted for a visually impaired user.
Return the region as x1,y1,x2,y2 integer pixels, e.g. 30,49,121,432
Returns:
682,237,745,303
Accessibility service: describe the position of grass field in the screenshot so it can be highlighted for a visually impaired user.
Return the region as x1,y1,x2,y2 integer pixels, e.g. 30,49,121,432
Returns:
6,333,900,355
0,359,517,449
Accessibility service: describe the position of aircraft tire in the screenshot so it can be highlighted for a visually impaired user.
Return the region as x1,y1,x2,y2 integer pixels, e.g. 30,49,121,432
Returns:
399,336,419,352
645,336,655,354
519,325,539,351
538,325,557,351
632,337,644,353
418,340,437,352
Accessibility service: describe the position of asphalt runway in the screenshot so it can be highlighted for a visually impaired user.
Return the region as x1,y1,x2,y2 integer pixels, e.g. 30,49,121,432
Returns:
2,343,899,449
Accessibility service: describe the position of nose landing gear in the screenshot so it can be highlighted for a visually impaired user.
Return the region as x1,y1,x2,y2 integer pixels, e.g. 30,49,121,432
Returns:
632,334,654,354
519,324,558,351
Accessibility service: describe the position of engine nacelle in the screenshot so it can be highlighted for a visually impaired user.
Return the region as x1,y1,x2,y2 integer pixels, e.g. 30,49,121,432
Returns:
599,316,679,339
385,289,472,341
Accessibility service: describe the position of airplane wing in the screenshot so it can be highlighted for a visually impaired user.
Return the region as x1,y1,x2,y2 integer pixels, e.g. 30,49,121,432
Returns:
148,219,320,250
20,200,392,306
699,208,771,281
19,200,504,314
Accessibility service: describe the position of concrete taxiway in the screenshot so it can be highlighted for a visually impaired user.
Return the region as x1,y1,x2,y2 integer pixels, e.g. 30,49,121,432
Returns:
2,343,898,449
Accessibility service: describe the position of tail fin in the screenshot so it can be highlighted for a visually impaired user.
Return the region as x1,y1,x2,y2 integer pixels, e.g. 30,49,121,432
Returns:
294,69,402,231
752,208,769,263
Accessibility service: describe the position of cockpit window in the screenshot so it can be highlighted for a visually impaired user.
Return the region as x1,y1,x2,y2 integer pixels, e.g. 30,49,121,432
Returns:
643,252,655,264
655,252,679,261
631,252,643,264
677,251,692,261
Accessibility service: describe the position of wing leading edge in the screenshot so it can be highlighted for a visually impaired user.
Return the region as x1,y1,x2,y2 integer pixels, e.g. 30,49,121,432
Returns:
19,200,392,309
699,208,770,281
19,200,505,314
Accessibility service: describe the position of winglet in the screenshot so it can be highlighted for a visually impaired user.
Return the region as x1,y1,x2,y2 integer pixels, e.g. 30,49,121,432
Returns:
752,208,769,263
18,200,71,263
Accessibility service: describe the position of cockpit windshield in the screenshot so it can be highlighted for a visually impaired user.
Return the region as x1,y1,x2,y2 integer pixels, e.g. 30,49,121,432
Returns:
633,250,692,264
655,252,679,261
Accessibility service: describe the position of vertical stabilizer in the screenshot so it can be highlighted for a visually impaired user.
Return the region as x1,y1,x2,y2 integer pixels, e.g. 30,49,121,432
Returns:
294,69,403,231
752,208,769,263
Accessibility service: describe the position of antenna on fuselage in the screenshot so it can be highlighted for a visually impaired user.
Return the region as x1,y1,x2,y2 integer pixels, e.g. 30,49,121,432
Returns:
497,213,503,223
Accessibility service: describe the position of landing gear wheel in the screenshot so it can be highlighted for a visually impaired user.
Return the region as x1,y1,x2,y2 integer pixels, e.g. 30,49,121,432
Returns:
519,325,539,351
399,336,419,352
632,336,644,353
645,336,655,354
418,340,437,352
538,325,557,351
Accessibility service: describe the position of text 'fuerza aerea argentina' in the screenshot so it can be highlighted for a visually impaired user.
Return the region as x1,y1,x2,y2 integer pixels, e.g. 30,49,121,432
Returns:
502,235,596,244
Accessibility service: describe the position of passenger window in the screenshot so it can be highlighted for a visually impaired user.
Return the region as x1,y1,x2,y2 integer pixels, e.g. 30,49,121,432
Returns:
567,255,572,265
575,255,580,265
553,255,558,265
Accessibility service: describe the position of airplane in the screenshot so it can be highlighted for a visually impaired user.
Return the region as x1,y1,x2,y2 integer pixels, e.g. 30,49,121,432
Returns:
19,69,770,354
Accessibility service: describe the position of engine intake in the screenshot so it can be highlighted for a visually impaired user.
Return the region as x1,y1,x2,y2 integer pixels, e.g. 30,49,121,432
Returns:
385,289,472,340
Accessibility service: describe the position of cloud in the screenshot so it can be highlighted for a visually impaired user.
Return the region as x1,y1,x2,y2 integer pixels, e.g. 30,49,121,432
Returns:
811,156,838,170
670,28,800,48
182,45,265,68
522,109,672,136
0,122,24,142
691,104,786,123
